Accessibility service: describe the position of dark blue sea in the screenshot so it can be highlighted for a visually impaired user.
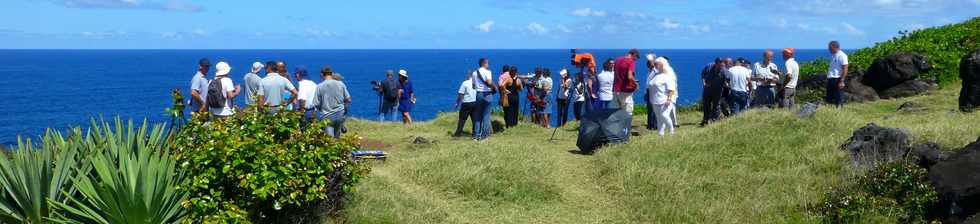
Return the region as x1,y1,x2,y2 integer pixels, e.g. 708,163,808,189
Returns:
0,49,834,145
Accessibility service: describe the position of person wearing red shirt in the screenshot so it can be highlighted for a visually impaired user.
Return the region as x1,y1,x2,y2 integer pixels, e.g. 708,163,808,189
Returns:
613,49,640,115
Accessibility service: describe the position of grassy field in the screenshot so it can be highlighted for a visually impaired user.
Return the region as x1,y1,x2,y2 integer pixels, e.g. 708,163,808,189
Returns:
334,84,980,223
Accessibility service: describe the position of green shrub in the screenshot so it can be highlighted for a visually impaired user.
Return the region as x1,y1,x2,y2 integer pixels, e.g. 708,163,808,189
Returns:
49,119,187,224
817,161,939,223
799,17,980,86
171,111,367,223
0,131,83,223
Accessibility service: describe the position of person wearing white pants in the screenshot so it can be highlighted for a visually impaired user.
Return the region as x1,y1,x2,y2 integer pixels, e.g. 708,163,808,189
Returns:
648,57,678,136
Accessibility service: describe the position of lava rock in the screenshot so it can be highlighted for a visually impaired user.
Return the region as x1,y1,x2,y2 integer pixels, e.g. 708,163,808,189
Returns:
840,123,912,170
842,70,881,103
796,69,880,103
927,137,980,223
796,102,819,118
863,52,932,92
879,79,938,99
960,49,980,112
411,136,436,145
897,101,928,113
910,142,944,168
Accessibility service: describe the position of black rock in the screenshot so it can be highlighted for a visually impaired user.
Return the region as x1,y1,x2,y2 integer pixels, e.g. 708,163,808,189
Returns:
879,79,938,99
864,52,932,92
927,137,980,223
412,136,436,144
897,101,928,113
796,69,880,103
910,142,944,168
796,102,819,118
842,70,881,103
840,123,912,170
960,49,980,112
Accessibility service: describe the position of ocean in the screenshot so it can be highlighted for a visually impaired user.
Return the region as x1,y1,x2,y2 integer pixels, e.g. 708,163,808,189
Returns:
0,49,833,145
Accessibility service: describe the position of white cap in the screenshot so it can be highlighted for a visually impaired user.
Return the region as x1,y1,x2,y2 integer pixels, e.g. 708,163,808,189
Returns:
559,69,568,76
252,62,264,70
646,53,656,61
215,62,231,76
399,69,408,77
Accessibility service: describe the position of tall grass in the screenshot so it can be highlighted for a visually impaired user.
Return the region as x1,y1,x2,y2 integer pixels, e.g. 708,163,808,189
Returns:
338,83,980,223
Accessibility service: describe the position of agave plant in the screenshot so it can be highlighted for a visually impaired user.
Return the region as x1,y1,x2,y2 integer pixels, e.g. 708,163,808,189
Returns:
0,130,84,223
50,119,188,224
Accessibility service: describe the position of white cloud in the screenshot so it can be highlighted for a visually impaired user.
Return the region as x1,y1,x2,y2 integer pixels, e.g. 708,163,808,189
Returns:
841,22,865,35
55,0,203,12
191,28,208,36
570,8,606,17
557,24,572,33
688,25,711,33
527,22,548,35
620,11,648,19
658,18,680,29
476,20,495,33
304,28,333,38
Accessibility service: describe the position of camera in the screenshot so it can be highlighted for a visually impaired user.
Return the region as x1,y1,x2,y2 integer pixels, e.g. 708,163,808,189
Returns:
370,80,382,92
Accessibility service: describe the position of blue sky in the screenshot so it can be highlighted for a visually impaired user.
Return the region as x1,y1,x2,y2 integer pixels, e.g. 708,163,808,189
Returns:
2,0,978,49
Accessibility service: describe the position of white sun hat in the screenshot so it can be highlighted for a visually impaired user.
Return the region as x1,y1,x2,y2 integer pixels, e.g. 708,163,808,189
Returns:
215,61,231,76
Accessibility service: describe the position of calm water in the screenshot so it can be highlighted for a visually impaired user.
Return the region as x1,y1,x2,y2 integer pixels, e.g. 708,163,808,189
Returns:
0,49,833,145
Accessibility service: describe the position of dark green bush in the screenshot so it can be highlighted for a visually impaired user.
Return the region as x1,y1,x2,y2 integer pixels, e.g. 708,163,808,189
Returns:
171,111,367,223
817,161,939,223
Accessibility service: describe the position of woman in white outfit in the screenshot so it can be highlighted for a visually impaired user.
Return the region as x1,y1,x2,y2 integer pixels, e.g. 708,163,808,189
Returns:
648,57,678,136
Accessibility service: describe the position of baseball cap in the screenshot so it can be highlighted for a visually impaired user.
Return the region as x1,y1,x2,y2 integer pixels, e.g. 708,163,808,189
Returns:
215,62,231,76
252,62,264,70
198,58,210,67
399,69,408,77
320,66,333,75
783,48,795,54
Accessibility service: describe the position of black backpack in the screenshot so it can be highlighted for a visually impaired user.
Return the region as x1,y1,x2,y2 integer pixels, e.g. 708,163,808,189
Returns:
382,80,400,101
206,77,227,108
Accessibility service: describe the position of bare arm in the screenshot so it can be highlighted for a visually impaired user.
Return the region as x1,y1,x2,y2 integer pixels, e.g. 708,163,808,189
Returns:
839,64,849,89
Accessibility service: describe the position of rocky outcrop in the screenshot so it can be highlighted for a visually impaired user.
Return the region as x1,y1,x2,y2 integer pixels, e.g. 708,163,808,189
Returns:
840,123,912,170
863,52,932,92
925,138,980,223
797,69,880,103
796,102,819,118
879,78,938,99
961,49,980,112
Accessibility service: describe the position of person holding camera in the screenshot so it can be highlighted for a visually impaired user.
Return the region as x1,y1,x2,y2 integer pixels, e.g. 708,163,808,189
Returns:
377,70,401,122
700,58,726,126
751,50,780,108
471,58,495,141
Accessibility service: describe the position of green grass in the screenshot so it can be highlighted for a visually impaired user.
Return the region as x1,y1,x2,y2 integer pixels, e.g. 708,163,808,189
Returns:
334,84,979,223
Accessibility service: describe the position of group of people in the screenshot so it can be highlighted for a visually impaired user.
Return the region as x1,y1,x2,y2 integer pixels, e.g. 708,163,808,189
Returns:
372,69,416,127
449,41,850,140
187,59,352,138
698,41,850,125
186,40,850,142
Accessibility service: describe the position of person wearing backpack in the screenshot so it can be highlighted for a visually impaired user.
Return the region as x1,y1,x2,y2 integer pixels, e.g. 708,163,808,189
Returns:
206,61,240,117
379,70,401,122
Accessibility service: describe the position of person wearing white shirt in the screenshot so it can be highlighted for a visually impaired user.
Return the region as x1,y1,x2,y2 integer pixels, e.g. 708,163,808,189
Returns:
752,50,780,108
781,48,800,109
727,58,754,114
471,58,495,141
207,61,240,117
648,57,677,136
644,54,659,130
827,41,849,107
454,72,478,137
294,68,318,122
535,69,554,128
597,60,616,109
